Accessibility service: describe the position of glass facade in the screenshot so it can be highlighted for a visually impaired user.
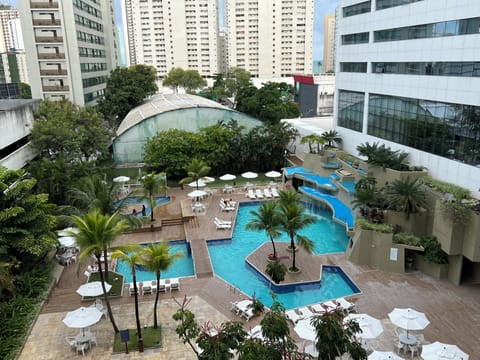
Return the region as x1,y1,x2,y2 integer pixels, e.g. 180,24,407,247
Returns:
80,63,108,73
82,75,107,88
343,1,371,17
376,0,423,10
337,90,365,132
372,62,480,77
342,32,369,45
367,94,480,165
340,62,368,73
374,17,480,42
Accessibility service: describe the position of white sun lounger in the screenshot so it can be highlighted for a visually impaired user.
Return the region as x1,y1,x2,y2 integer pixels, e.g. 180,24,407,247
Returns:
263,188,273,198
271,187,280,197
255,189,264,198
298,306,315,319
336,297,356,313
247,189,256,199
219,202,235,211
214,219,231,230
285,309,303,324
248,325,264,340
215,217,232,225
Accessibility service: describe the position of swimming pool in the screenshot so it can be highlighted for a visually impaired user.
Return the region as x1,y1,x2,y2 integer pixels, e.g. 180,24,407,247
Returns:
208,202,360,309
114,196,170,216
115,240,195,283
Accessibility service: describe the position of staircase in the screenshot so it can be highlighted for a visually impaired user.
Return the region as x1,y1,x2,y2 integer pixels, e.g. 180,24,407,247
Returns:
161,217,184,227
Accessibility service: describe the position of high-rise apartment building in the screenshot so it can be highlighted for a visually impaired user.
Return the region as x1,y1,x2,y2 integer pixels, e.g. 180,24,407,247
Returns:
0,3,19,52
19,0,119,106
334,0,480,195
225,0,314,77
122,0,219,78
323,14,335,73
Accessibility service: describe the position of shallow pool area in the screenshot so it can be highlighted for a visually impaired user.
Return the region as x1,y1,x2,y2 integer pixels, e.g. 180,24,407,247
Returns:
208,202,360,309
114,196,170,216
115,240,195,283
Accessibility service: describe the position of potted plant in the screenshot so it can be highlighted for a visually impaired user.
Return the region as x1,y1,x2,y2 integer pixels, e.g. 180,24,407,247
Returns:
248,296,265,317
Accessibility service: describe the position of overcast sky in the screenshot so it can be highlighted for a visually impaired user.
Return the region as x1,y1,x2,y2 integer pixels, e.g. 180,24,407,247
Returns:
8,0,338,61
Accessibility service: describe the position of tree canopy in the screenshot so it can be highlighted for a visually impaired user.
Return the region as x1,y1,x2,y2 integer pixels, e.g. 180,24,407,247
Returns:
98,64,158,127
30,99,111,162
162,67,206,94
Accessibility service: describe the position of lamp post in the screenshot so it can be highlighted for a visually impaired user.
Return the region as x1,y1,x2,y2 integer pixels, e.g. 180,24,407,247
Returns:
283,149,288,167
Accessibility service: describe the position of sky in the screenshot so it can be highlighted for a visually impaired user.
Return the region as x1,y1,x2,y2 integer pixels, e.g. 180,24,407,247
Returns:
7,0,338,61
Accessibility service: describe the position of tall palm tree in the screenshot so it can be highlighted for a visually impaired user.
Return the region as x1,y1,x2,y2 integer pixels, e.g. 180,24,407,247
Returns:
246,201,282,259
111,244,145,352
385,177,426,219
321,130,343,148
278,188,303,207
300,134,325,154
139,172,167,222
71,210,130,333
179,158,211,190
139,241,183,328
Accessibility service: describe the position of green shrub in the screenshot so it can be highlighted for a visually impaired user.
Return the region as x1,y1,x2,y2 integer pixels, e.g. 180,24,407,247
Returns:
440,200,472,224
420,236,448,264
393,232,422,247
355,218,393,233
421,176,471,200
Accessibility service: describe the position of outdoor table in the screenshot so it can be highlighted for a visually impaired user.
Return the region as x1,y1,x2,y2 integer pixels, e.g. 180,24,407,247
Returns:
399,333,417,345
223,185,233,194
76,331,93,345
192,203,205,213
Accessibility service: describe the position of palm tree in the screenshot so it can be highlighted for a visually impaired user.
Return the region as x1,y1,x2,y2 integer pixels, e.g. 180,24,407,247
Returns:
356,141,380,162
111,244,145,352
72,210,131,333
139,172,167,222
321,130,343,148
300,134,325,154
278,190,315,271
265,260,287,284
385,177,426,219
139,241,183,328
246,201,282,259
179,158,211,190
351,178,377,210
68,174,118,215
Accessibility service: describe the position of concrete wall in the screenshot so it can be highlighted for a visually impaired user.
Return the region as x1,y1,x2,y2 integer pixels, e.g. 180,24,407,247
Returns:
0,143,35,170
384,211,429,237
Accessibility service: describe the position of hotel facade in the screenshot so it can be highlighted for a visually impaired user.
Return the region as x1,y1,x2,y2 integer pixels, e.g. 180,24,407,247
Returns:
334,0,480,196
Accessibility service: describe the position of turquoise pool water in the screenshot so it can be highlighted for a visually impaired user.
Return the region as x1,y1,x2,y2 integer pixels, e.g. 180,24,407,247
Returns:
116,241,194,283
114,196,170,216
208,202,359,310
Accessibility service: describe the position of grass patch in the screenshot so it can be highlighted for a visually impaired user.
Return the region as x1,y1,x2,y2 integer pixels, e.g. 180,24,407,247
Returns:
85,271,124,299
112,326,162,353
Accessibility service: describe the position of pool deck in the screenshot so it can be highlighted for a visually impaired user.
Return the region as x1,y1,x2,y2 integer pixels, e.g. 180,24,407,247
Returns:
19,186,480,359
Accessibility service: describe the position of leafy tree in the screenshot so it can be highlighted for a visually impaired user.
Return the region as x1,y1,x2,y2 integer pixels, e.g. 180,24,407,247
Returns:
311,308,367,359
385,177,426,219
30,99,111,162
98,64,158,126
357,142,409,170
68,174,118,216
19,82,31,99
300,134,325,154
72,210,131,334
139,172,167,222
246,201,282,259
321,130,343,148
224,67,252,107
163,67,206,93
351,177,378,211
278,190,315,271
140,241,183,328
265,260,287,284
179,159,211,190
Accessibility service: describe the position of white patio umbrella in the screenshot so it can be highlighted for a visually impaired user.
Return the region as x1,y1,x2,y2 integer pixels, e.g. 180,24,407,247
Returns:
421,342,469,360
241,171,258,179
200,176,215,183
265,170,282,178
368,351,402,360
58,236,76,248
345,313,383,339
188,180,207,188
388,308,430,334
57,227,79,237
294,318,316,342
76,281,112,297
219,174,236,181
63,306,103,330
187,190,207,198
113,176,130,183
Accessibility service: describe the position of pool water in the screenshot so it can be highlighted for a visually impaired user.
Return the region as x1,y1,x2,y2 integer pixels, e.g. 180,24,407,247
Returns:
114,196,170,216
208,202,359,309
115,241,194,283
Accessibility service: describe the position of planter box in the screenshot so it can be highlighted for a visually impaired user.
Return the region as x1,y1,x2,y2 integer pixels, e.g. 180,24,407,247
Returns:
413,253,448,279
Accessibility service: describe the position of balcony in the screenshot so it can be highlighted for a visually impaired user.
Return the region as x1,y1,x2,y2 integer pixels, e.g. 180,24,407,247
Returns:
42,85,69,92
40,69,67,76
33,19,61,26
35,36,63,43
30,1,59,8
37,53,65,59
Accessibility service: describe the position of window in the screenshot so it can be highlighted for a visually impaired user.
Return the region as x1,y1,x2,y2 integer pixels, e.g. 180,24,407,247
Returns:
340,62,367,73
342,32,369,45
372,61,480,77
337,90,365,132
376,0,423,10
343,1,371,17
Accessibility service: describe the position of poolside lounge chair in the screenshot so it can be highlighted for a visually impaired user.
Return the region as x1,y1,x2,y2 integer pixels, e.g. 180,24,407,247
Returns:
298,307,315,319
271,187,280,197
264,188,273,198
285,309,302,324
255,189,264,199
170,278,180,291
142,281,153,295
214,219,232,230
221,198,237,207
241,307,255,321
336,297,356,313
311,303,331,314
219,202,235,211
248,325,264,340
128,282,139,296
247,189,256,199
157,279,166,293
215,217,232,225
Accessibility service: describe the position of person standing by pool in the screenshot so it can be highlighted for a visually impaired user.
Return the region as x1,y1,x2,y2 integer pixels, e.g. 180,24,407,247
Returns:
142,204,146,216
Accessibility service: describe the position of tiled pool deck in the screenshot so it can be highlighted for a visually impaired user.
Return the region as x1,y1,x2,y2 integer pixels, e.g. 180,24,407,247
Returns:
18,187,480,359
